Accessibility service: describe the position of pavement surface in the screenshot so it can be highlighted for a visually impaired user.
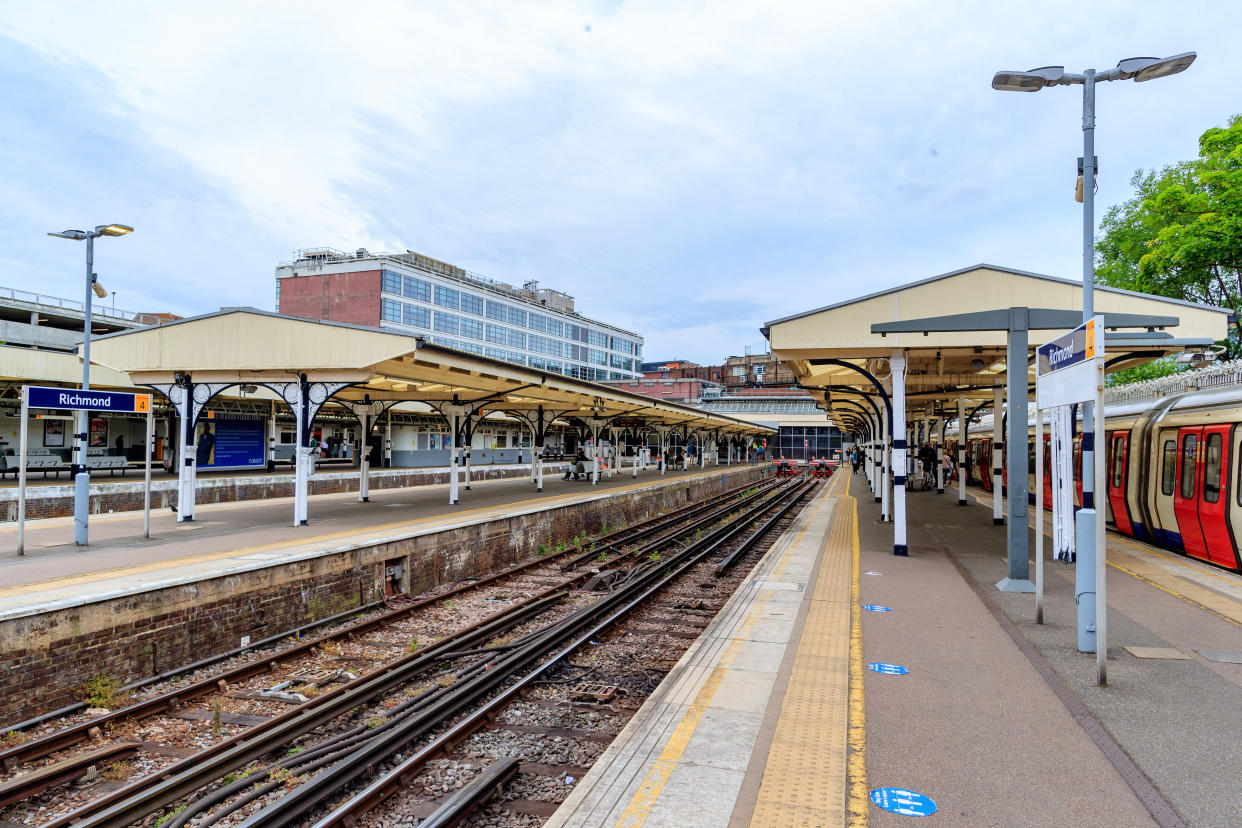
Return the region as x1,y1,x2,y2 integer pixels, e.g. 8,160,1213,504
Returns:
550,468,1242,827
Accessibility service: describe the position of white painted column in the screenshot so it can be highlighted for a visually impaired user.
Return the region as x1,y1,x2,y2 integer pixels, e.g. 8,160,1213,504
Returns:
384,410,392,468
463,424,472,491
267,400,277,471
529,424,538,485
293,390,309,526
358,412,371,502
881,407,891,521
936,416,945,494
958,394,967,505
449,413,460,505
177,404,196,523
891,350,908,555
591,426,601,485
659,431,666,475
992,386,1004,525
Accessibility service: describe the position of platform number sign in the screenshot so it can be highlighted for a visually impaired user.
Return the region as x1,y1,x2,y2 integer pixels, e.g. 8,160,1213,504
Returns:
871,787,938,817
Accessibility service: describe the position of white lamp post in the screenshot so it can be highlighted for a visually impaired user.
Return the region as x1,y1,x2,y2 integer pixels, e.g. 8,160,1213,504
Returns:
48,223,134,545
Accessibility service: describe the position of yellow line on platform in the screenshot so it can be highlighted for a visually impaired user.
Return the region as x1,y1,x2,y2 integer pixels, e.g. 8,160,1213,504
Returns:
613,475,834,828
0,471,730,600
844,473,868,826
747,470,853,827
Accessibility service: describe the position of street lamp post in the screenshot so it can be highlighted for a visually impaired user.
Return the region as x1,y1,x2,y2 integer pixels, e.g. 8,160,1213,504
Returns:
992,53,1194,677
48,224,134,545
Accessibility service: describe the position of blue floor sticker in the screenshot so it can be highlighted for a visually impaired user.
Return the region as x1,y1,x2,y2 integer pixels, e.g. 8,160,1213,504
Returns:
871,787,937,816
867,662,908,675
862,604,893,612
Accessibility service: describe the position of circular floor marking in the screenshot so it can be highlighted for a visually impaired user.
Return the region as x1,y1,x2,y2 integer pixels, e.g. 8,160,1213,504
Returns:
871,787,937,816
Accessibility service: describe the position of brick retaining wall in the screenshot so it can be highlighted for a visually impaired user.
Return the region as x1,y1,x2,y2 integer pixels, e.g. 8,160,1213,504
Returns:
0,466,763,724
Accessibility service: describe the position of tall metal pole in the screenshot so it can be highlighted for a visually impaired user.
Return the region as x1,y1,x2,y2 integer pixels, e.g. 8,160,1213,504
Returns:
73,235,95,545
1078,70,1101,657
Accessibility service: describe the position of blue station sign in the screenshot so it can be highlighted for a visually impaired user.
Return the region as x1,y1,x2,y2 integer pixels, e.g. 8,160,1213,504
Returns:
862,605,894,612
1037,318,1099,376
26,385,151,413
867,662,909,675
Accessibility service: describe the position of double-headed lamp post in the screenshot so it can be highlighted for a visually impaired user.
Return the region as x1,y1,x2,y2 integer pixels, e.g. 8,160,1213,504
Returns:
48,223,134,545
991,53,1193,665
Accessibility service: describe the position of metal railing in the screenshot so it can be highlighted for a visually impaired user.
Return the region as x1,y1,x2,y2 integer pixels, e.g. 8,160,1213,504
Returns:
0,285,164,326
1104,359,1242,404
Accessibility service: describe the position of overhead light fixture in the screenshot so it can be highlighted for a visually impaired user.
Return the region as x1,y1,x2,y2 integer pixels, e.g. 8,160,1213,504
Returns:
991,65,1066,92
971,358,986,372
96,224,134,237
1116,52,1196,82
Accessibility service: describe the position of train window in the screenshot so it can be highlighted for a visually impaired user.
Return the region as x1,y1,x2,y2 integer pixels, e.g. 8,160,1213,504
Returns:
1111,435,1125,489
1203,433,1222,503
1180,435,1198,499
1161,440,1176,495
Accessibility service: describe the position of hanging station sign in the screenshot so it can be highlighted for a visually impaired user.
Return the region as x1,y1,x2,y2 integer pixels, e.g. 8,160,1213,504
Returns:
1035,318,1101,407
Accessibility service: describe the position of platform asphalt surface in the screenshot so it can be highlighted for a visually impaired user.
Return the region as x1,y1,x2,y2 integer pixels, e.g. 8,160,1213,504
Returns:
0,464,742,593
862,473,1242,827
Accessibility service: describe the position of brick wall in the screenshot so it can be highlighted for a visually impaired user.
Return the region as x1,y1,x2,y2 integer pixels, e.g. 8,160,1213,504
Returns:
0,467,763,723
277,270,381,326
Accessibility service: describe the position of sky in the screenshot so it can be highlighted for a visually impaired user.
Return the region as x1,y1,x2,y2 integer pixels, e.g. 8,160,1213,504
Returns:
1,1,1238,364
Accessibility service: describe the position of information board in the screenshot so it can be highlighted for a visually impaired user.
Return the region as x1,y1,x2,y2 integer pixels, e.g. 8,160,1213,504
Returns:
197,419,266,469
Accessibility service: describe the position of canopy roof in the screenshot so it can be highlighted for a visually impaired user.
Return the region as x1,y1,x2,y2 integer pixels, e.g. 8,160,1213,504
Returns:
87,308,771,436
762,264,1231,429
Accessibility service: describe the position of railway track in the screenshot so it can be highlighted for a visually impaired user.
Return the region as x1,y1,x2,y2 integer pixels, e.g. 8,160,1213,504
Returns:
0,474,788,823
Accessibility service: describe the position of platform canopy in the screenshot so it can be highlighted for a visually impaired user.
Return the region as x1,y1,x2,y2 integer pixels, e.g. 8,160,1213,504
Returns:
762,264,1231,428
87,307,768,437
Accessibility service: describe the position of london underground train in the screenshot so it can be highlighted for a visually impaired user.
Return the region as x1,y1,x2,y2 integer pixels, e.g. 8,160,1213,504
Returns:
955,386,1242,573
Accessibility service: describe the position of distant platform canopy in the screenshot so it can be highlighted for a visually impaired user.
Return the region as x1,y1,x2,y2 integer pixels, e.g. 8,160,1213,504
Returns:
85,308,770,438
762,264,1231,426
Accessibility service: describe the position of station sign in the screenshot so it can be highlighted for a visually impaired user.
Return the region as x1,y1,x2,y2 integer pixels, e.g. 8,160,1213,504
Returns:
26,385,152,413
1035,317,1103,410
1036,317,1098,375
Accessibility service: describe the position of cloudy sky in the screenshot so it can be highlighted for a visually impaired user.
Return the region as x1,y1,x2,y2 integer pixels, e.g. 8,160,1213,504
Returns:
1,1,1237,363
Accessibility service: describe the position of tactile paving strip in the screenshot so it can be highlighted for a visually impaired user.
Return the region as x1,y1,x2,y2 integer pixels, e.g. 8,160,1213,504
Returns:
748,482,854,827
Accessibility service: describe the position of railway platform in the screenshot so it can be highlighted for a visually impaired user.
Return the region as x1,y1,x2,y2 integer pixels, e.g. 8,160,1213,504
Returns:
549,468,1242,827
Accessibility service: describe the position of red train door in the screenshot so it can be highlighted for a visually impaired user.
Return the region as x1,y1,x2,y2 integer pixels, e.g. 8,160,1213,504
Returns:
1107,431,1134,534
978,441,991,491
1043,434,1053,510
1174,427,1209,561
1196,425,1238,568
1073,436,1084,507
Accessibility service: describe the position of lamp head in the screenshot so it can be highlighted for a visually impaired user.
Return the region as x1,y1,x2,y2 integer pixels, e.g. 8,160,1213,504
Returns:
92,282,107,299
1118,51,1196,82
48,230,90,241
96,224,134,237
992,65,1065,92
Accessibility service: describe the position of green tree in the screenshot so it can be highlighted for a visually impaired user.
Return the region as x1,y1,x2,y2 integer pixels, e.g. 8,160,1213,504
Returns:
1104,356,1182,388
1096,115,1242,356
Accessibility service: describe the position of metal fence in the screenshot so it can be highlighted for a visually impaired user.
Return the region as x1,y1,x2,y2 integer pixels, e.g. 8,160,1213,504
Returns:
1105,359,1242,404
0,285,164,325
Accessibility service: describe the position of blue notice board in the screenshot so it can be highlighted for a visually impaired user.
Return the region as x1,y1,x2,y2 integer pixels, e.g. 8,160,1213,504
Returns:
198,419,265,469
871,787,937,816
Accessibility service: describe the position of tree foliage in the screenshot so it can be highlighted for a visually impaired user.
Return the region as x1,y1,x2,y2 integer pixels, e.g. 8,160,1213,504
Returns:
1096,115,1242,356
1104,356,1182,388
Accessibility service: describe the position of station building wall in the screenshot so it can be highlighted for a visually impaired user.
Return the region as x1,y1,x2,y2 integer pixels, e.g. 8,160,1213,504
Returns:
276,269,381,327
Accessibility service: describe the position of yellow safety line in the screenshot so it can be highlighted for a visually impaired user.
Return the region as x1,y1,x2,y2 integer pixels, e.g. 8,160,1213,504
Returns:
845,472,868,826
747,471,852,826
0,470,733,599
614,475,835,828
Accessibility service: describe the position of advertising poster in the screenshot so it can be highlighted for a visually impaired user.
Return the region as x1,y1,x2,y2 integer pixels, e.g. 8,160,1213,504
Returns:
89,417,108,447
197,419,265,469
43,419,64,447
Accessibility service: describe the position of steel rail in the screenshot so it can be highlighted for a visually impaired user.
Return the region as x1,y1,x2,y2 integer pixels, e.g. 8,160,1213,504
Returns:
54,477,784,827
248,480,813,827
310,479,816,828
1,474,767,769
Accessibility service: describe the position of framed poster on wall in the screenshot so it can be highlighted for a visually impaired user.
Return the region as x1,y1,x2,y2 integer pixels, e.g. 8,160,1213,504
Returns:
43,419,65,447
89,417,108,448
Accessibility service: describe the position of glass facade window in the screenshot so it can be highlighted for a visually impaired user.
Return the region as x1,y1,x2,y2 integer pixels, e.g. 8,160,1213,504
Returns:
588,348,607,366
546,318,564,337
587,330,608,347
528,313,548,333
529,334,562,357
485,347,525,366
434,285,460,309
403,304,430,328
773,426,842,461
457,341,483,355
486,324,507,345
529,357,564,374
460,293,484,316
382,271,402,295
567,323,588,343
460,318,483,340
403,276,431,302
506,306,527,327
486,300,507,321
433,311,459,335
506,328,526,350
381,298,401,322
